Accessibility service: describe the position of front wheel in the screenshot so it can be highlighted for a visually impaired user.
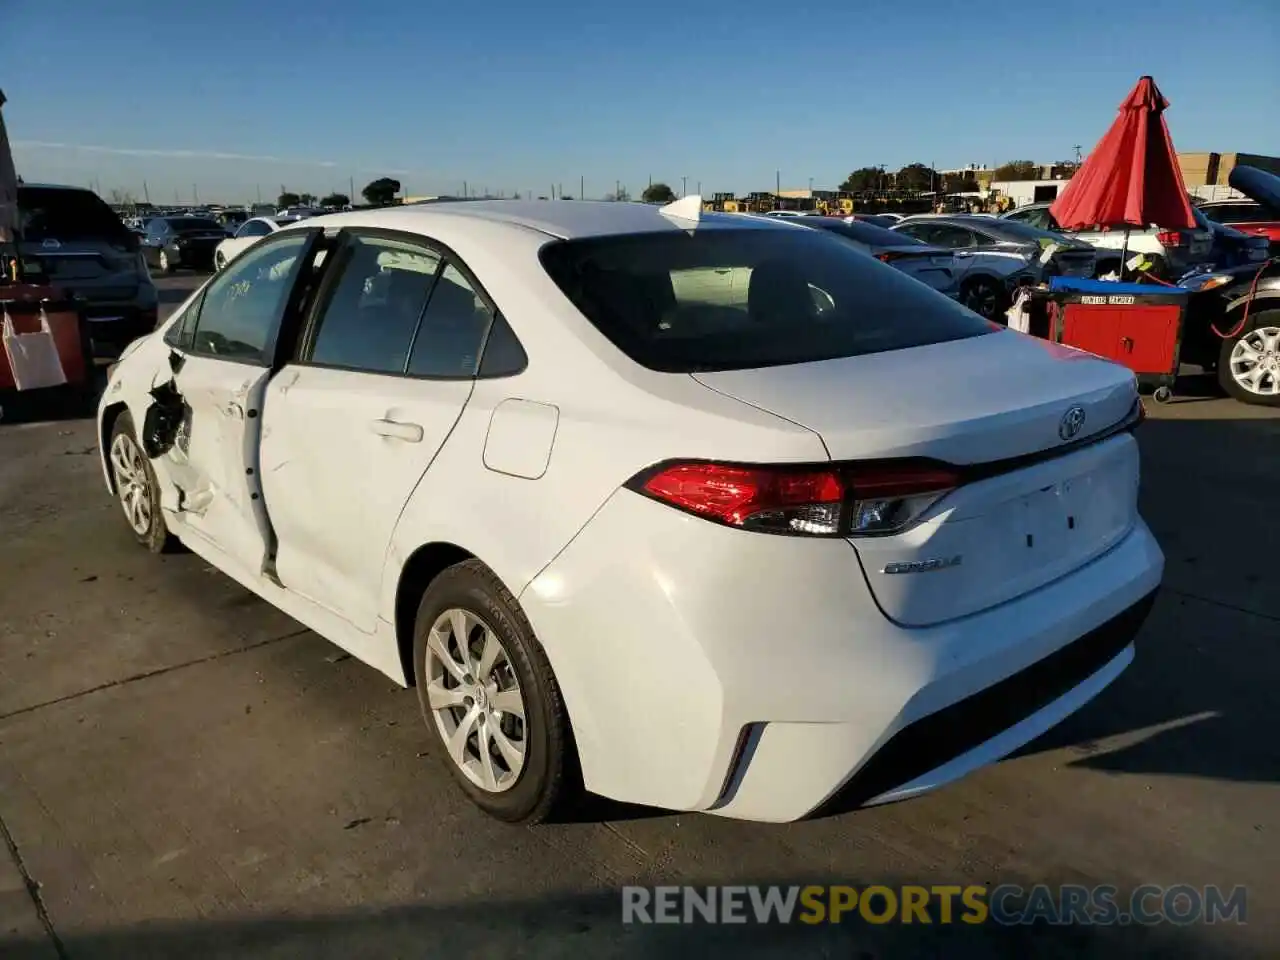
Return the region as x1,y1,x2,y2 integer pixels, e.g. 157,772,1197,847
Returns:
1217,309,1280,406
158,249,173,274
107,412,171,552
413,559,578,823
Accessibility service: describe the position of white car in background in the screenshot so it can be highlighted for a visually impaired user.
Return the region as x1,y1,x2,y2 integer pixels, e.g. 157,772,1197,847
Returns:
97,198,1162,824
212,215,305,271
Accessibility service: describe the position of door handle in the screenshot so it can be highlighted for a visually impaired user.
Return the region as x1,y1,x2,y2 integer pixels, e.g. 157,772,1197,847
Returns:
370,418,424,442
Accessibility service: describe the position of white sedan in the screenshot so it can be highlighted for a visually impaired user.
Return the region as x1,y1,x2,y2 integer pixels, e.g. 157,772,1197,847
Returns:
212,215,305,271
97,199,1163,823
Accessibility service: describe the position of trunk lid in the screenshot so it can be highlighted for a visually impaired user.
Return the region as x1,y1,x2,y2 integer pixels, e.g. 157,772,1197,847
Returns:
692,331,1141,626
875,245,956,293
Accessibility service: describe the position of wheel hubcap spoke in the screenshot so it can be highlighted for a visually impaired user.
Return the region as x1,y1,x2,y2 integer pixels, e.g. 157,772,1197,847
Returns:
1231,328,1280,395
424,606,529,794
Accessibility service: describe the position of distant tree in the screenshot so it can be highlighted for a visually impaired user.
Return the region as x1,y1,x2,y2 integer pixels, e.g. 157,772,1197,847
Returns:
641,182,676,203
107,188,136,207
320,192,350,208
512,191,522,199
560,195,575,200
277,191,301,208
362,177,402,206
993,160,1040,181
943,172,979,193
605,186,631,202
297,192,316,206
839,167,883,192
895,163,936,193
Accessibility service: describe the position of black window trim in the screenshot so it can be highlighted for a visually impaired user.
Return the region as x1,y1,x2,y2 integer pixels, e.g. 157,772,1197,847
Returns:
167,228,325,368
292,225,528,382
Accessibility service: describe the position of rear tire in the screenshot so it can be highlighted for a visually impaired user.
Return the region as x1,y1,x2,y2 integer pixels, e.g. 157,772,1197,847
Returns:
412,559,578,823
1217,309,1280,406
960,276,1008,320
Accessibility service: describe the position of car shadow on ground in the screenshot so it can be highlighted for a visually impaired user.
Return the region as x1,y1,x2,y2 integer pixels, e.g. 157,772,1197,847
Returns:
0,369,106,426
1012,412,1280,787
0,882,1236,960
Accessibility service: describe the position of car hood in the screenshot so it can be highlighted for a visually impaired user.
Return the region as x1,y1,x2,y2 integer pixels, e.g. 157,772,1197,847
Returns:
1227,166,1280,210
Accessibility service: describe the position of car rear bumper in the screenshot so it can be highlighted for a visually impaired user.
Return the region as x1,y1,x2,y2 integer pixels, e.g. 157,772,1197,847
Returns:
520,490,1164,821
81,303,160,357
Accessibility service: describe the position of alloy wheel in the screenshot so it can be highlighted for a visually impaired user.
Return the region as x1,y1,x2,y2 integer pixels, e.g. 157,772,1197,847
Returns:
963,281,999,319
425,607,528,793
109,432,153,535
1229,326,1280,397
159,250,169,272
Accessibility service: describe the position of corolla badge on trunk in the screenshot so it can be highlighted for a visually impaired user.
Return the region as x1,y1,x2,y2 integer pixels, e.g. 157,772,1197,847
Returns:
1059,405,1087,441
882,556,962,575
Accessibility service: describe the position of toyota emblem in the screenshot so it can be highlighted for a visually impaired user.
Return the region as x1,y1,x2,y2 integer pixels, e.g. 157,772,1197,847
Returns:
1059,405,1087,441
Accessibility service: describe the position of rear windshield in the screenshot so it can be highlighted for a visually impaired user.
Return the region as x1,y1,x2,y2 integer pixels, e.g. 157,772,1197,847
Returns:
169,218,224,232
538,228,992,373
971,218,1069,244
805,218,924,247
17,187,133,244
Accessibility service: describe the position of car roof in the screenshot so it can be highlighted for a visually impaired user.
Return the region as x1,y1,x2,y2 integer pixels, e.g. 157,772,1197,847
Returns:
16,182,97,193
896,214,998,227
286,199,791,241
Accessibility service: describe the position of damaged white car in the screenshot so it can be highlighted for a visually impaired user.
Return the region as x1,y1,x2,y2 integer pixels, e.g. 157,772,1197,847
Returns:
98,200,1163,824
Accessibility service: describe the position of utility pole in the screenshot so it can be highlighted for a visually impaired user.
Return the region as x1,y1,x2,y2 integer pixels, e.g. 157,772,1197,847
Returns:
1073,144,1083,165
142,180,150,204
775,169,781,199
697,180,701,196
580,175,584,200
682,176,687,197
192,184,198,204
615,179,620,200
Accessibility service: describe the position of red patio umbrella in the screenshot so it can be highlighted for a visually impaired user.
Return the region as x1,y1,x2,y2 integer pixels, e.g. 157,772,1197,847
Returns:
1050,76,1196,234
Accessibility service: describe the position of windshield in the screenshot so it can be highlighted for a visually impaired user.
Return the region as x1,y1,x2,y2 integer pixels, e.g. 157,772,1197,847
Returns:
169,218,225,232
17,187,134,244
539,228,991,373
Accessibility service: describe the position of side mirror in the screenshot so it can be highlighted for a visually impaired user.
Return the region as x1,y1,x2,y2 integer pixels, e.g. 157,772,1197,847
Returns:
168,349,185,374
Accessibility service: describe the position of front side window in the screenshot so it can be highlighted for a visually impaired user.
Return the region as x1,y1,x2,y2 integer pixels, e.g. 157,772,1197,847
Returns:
189,233,311,362
539,227,990,373
238,220,272,238
309,235,441,374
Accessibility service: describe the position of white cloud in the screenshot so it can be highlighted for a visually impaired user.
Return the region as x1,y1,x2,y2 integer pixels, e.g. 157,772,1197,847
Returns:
13,140,339,168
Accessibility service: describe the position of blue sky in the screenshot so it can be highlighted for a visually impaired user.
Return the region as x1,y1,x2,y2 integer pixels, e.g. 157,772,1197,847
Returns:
4,0,1277,203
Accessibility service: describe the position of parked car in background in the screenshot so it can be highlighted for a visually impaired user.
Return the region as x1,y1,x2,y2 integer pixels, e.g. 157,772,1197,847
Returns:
1001,201,1213,278
141,216,228,273
797,216,960,298
1198,165,1280,251
893,215,1096,319
13,183,159,357
842,213,900,229
216,209,251,235
98,199,1161,823
212,216,305,270
1177,262,1280,406
1194,206,1270,268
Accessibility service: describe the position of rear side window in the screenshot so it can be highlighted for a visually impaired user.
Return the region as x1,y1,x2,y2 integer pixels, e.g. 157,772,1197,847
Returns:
1202,203,1267,224
309,236,441,374
17,187,133,244
406,264,491,378
539,228,991,373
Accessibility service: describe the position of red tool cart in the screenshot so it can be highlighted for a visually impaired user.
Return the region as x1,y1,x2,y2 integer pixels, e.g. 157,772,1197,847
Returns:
1,283,91,395
1037,277,1187,404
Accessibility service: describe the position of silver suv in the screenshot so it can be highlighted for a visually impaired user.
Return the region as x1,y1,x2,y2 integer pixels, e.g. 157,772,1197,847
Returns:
16,184,160,357
1001,201,1213,279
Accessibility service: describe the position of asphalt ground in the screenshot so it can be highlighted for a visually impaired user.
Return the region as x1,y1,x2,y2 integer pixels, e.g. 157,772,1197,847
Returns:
1,272,1277,959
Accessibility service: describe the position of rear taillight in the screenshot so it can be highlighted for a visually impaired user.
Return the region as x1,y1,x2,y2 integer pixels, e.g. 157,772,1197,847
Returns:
875,251,906,263
1156,230,1186,247
630,461,961,537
